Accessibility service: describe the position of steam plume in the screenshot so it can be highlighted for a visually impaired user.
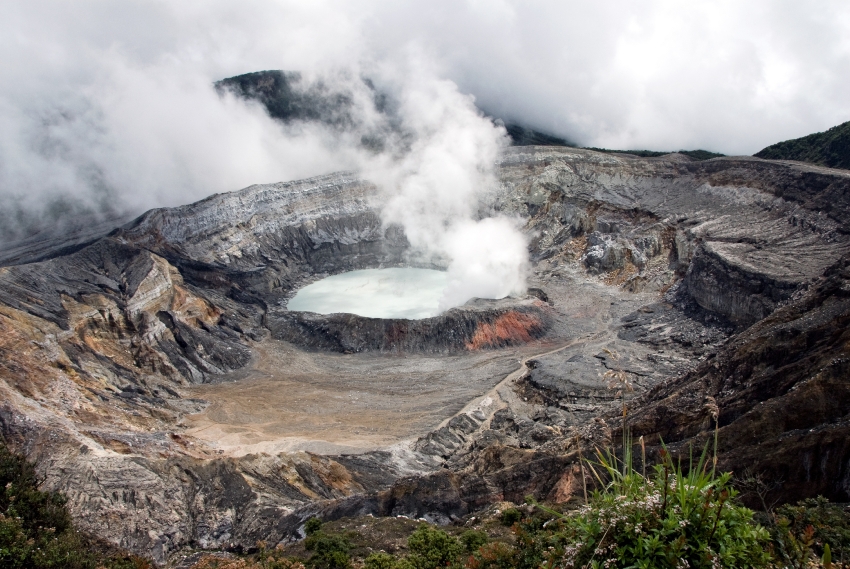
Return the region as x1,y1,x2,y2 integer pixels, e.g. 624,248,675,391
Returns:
363,64,528,308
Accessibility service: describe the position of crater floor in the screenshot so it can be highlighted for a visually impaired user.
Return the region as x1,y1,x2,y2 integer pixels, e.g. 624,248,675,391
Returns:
181,339,527,456
181,263,653,458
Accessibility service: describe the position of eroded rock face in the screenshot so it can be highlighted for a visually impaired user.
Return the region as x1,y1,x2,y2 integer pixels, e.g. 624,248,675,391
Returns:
622,255,850,504
2,148,850,562
503,149,850,319
268,297,551,353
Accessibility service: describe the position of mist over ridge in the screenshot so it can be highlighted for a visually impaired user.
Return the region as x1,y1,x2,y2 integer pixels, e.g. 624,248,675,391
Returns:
1,1,849,245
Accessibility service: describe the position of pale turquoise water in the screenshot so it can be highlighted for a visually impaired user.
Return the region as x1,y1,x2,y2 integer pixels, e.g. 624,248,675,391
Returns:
287,268,449,319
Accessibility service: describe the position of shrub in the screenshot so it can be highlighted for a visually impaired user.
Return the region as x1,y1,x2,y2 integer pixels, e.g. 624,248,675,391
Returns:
532,445,771,569
768,496,850,568
190,556,258,569
191,554,306,569
364,551,400,569
508,510,562,569
754,120,850,170
188,542,306,569
465,542,516,569
0,513,93,569
459,530,488,553
0,441,73,537
500,508,522,527
304,518,323,536
304,530,351,569
406,525,463,569
0,440,151,569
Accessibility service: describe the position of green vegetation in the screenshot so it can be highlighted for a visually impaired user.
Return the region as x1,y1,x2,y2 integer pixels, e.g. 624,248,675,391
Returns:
300,518,352,569
583,147,726,160
192,543,306,569
499,507,523,527
0,440,151,569
459,530,488,554
191,440,847,569
754,121,850,170
215,70,357,129
678,149,727,161
405,525,464,569
505,133,727,160
583,147,667,157
215,71,304,122
305,518,324,536
770,496,850,568
527,445,772,569
364,551,399,569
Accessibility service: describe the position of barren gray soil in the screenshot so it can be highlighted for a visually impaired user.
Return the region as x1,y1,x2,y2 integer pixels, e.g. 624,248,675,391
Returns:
182,340,527,455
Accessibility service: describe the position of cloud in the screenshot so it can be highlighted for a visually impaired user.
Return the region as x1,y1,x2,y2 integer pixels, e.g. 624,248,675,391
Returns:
0,0,368,240
362,0,850,155
1,0,849,244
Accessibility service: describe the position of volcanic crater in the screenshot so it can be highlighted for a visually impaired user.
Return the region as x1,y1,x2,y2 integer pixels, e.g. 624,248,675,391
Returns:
2,146,850,564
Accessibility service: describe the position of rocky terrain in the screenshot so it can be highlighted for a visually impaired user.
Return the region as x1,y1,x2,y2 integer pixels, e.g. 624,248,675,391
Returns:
1,146,849,564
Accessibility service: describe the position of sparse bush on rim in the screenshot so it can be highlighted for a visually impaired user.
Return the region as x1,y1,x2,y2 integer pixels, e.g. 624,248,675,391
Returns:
304,528,352,569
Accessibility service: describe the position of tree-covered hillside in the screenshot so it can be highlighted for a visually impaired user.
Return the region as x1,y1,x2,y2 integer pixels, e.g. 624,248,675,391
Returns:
503,123,574,146
754,121,850,170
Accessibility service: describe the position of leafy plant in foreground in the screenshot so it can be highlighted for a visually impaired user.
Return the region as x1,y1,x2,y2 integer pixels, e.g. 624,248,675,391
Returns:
500,507,522,527
465,541,515,569
532,444,771,569
304,529,352,569
459,530,489,554
405,524,464,569
364,551,401,569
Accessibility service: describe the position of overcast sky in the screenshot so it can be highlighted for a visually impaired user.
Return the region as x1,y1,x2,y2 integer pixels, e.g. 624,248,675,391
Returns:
1,0,849,238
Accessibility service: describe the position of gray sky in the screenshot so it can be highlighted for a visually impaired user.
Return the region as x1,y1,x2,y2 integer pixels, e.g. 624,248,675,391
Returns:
361,0,850,154
1,0,849,238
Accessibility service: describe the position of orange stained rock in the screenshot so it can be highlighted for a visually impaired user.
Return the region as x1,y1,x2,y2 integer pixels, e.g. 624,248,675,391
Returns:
466,311,543,350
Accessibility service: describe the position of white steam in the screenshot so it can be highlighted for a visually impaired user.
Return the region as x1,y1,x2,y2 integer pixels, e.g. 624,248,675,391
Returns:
3,0,850,239
0,0,530,305
5,1,846,304
0,60,364,239
363,65,528,308
440,218,529,309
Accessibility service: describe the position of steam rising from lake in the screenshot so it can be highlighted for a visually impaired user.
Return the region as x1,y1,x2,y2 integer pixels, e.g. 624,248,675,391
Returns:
363,58,528,309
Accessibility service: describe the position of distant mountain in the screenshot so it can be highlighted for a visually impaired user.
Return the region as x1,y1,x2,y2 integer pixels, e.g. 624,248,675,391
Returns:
217,71,730,161
218,71,576,148
754,120,850,170
215,70,370,129
502,123,574,147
